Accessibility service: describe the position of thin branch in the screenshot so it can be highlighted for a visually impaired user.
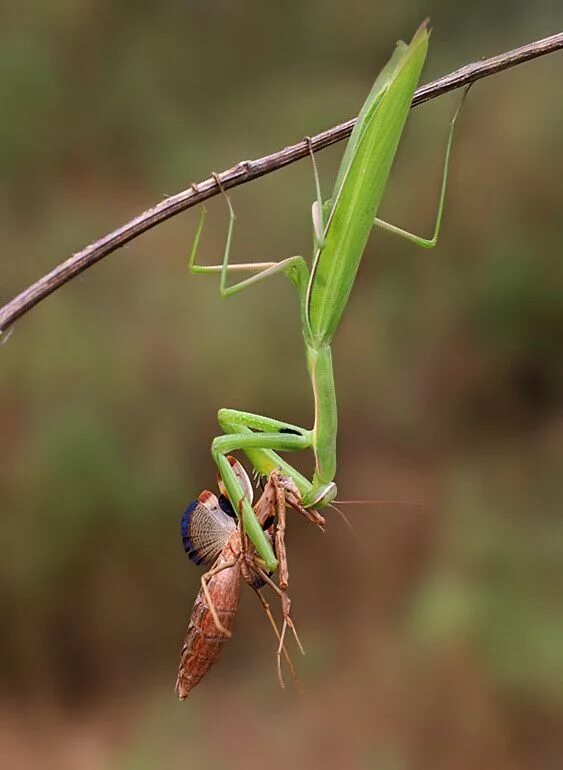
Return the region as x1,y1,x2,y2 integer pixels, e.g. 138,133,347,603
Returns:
1,31,562,333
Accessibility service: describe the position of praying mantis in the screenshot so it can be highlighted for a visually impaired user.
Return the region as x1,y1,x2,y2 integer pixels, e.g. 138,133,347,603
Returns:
188,21,467,571
176,457,324,698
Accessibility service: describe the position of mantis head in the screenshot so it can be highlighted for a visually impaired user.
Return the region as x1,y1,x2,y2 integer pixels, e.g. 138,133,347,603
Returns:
303,480,337,509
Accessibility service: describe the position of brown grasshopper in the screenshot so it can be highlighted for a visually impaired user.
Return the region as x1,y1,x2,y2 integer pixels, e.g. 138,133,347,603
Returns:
175,457,325,699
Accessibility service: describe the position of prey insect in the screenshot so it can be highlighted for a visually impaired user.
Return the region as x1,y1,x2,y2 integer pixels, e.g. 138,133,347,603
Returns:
188,21,469,571
176,457,325,699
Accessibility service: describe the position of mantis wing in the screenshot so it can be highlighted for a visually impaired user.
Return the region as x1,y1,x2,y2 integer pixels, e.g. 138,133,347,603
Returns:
306,22,430,346
329,38,411,210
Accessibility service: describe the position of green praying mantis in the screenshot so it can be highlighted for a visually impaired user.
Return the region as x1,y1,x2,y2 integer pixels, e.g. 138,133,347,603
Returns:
189,21,467,571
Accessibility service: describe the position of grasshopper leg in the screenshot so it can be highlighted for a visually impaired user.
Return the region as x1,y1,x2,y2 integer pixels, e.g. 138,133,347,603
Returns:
200,559,238,637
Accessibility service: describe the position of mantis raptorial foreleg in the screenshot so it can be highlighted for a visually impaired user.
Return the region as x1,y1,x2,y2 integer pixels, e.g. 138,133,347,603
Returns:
212,426,313,571
215,408,323,507
219,418,312,492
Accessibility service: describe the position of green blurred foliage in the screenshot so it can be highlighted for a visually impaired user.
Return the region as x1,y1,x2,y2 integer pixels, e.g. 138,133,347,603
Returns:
0,2,562,768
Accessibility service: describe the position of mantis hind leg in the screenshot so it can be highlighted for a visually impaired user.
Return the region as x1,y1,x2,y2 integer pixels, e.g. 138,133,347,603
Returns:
373,85,470,249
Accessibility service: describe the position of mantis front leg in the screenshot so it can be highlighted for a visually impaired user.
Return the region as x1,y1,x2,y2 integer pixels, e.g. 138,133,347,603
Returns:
212,411,313,571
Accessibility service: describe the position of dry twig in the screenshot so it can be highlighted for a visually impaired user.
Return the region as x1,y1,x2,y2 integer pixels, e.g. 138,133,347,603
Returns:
1,31,562,333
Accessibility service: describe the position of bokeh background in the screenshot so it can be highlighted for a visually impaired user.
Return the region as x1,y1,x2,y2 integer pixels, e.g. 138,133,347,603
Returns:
1,2,562,769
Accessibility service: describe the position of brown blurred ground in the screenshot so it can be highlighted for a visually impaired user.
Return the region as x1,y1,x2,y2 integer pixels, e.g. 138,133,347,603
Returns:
1,3,562,769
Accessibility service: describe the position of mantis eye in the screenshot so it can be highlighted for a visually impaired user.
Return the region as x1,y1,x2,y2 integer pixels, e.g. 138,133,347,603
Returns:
304,481,337,509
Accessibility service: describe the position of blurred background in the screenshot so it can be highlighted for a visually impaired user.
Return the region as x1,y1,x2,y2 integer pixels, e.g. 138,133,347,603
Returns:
1,2,562,769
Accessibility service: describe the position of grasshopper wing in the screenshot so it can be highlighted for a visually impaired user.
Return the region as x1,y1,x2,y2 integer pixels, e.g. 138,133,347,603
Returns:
181,491,236,566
